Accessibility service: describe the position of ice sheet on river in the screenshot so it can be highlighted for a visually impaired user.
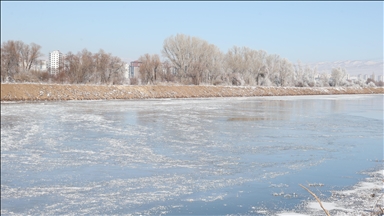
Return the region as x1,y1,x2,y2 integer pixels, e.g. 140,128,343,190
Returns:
1,94,383,215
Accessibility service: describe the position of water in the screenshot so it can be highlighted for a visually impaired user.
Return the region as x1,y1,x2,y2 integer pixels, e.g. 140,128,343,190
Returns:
1,94,383,215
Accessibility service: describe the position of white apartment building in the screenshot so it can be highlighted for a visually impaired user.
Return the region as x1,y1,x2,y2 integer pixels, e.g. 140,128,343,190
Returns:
357,74,362,80
370,73,375,81
48,50,64,75
129,60,142,78
31,60,47,72
124,63,129,79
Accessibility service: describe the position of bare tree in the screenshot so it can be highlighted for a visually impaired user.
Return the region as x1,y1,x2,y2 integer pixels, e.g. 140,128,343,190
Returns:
94,49,110,84
1,40,23,81
139,54,152,84
188,38,211,85
159,60,176,82
225,46,248,85
77,49,94,83
162,34,222,85
28,43,43,71
19,43,30,72
1,40,43,83
225,46,271,86
62,49,125,85
162,34,193,81
63,51,81,83
225,46,246,75
20,43,42,73
107,56,125,85
0,45,11,82
152,54,162,83
139,53,161,84
205,44,224,84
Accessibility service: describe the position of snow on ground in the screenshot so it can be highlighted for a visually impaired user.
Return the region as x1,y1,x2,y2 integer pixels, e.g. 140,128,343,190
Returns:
278,168,384,216
307,202,352,212
277,213,309,216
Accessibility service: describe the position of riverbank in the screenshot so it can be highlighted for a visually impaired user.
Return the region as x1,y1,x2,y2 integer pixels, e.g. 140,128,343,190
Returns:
1,83,383,101
277,168,384,216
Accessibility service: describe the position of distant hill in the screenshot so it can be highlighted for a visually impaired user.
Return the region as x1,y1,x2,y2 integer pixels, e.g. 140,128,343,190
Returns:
305,60,383,76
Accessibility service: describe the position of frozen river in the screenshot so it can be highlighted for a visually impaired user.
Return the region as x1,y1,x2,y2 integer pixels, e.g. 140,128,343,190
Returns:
1,94,383,215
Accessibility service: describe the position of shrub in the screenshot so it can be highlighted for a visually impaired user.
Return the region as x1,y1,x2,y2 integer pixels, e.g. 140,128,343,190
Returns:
130,77,138,85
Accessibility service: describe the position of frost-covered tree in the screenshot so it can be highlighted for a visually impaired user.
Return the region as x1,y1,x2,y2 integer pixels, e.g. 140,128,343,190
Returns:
367,81,376,87
250,50,268,86
225,47,272,86
302,65,316,87
278,58,294,86
293,61,319,87
294,60,305,87
331,67,347,87
224,46,249,85
204,44,224,84
162,34,222,85
318,73,330,87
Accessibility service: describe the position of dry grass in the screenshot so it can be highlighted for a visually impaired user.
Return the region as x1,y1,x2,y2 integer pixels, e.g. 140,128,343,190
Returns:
1,83,383,101
299,184,331,216
370,194,384,216
300,181,384,216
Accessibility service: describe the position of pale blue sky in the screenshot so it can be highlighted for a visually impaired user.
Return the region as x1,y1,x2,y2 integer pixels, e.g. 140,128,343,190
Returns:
1,1,383,64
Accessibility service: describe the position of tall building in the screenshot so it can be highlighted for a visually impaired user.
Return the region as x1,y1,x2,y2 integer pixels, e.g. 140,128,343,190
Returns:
48,50,63,75
371,72,375,81
357,74,362,80
124,63,129,79
129,60,142,78
30,59,47,72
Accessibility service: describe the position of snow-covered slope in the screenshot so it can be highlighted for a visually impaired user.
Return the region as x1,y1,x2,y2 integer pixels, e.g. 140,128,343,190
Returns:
305,60,383,76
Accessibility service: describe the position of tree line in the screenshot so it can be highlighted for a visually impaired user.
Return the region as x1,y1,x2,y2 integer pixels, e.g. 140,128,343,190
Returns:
140,34,379,87
1,40,42,82
1,36,381,87
1,40,126,84
59,49,125,84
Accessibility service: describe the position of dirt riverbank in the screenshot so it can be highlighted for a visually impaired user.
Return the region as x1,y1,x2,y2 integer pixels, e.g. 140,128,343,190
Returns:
1,83,383,101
